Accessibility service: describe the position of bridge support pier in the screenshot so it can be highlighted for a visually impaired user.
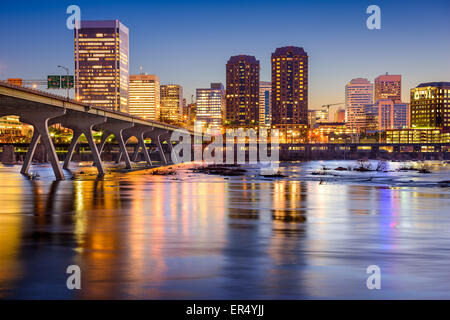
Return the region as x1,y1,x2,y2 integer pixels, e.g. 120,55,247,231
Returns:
19,109,67,180
51,114,107,176
94,120,134,170
118,125,154,166
146,129,170,164
160,131,178,164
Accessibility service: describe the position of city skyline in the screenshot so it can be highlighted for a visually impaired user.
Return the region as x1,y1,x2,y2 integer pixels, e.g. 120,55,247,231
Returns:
1,0,450,109
2,1,450,303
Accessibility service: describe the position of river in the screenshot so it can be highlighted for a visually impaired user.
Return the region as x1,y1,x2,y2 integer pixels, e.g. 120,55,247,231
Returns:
0,160,450,299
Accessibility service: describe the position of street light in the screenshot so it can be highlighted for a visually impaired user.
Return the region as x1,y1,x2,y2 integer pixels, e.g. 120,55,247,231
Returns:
57,65,70,99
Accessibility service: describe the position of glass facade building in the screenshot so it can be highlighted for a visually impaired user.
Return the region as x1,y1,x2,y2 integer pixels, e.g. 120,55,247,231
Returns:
196,83,225,129
75,20,129,112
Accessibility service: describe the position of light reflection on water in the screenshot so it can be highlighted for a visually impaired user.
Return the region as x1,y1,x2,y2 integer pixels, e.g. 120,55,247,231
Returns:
0,161,450,299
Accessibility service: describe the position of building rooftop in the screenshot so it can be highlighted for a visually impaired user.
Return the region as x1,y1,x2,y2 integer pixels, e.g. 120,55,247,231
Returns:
272,46,307,57
227,55,259,64
79,20,129,33
416,82,450,88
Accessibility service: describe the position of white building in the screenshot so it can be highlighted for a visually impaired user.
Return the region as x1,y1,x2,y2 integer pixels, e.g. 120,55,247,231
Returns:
345,78,373,132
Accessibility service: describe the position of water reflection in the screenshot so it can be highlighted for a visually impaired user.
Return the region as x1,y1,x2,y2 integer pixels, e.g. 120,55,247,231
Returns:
1,163,450,299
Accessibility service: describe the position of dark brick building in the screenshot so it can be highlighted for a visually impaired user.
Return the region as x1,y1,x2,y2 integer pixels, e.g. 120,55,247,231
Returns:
225,55,260,127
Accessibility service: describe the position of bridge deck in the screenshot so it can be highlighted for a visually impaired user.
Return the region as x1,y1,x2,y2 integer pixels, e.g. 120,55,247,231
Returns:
0,80,192,179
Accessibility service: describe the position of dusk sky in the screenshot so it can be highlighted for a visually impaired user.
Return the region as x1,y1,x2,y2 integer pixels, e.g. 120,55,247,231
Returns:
1,0,449,109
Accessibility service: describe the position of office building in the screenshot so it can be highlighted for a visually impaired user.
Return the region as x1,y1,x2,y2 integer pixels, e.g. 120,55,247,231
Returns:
410,82,450,131
75,20,129,112
386,129,450,144
160,84,183,124
196,83,225,129
374,74,402,102
365,99,409,131
129,74,160,120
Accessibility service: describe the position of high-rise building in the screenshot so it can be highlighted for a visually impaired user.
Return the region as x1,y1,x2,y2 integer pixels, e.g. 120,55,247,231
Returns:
374,74,402,102
364,99,409,130
129,74,160,120
345,78,373,132
160,84,183,124
225,55,260,126
271,46,308,125
75,20,129,112
196,83,225,129
410,82,450,131
259,81,271,126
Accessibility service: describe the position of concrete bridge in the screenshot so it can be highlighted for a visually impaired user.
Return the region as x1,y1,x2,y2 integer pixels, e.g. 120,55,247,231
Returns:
0,81,190,180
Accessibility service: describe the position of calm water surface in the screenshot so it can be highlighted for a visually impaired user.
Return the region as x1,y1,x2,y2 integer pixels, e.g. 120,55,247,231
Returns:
1,160,450,299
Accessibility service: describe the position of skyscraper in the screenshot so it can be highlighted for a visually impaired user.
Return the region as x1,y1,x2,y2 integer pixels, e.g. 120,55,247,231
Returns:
374,74,402,102
129,74,160,120
225,55,260,126
75,20,129,112
160,84,183,124
259,81,271,126
196,83,225,129
271,46,308,142
345,78,373,132
410,82,450,130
